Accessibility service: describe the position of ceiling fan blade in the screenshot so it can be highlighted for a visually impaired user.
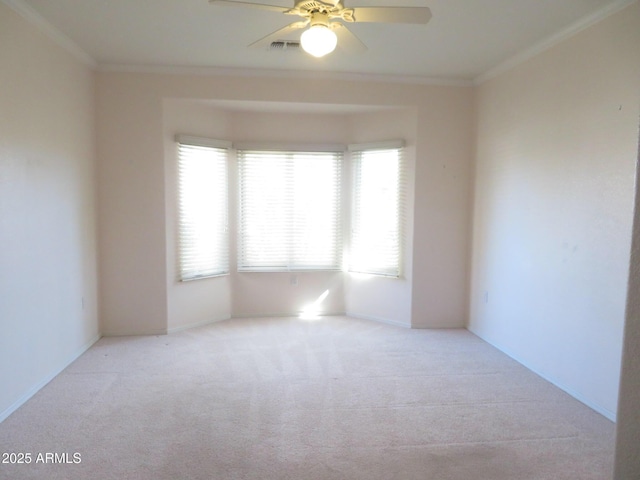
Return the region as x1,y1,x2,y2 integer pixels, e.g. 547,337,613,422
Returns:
248,21,308,49
351,7,432,24
333,24,367,54
209,0,289,14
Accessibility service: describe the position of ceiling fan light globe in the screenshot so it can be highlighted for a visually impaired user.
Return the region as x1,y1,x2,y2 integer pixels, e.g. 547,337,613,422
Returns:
300,25,337,58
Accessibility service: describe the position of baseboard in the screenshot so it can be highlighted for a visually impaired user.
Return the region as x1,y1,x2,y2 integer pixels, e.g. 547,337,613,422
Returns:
346,311,411,329
467,326,617,422
231,311,347,320
104,312,347,335
101,328,169,336
167,315,231,334
0,333,102,424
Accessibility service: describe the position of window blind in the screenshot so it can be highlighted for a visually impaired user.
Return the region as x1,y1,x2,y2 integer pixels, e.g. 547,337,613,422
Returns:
237,150,343,271
349,145,404,277
177,141,229,280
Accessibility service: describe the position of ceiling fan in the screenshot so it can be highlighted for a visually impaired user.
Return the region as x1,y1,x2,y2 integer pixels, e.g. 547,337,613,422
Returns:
209,0,432,58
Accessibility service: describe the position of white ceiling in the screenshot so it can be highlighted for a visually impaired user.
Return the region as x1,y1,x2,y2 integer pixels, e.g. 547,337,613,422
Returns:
11,0,633,83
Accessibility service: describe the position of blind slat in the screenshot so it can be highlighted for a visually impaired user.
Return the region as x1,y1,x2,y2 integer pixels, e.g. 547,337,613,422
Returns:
177,142,229,280
237,150,343,272
349,147,404,277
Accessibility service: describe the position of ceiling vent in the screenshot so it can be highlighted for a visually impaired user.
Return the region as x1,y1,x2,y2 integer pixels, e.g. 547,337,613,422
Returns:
269,40,301,51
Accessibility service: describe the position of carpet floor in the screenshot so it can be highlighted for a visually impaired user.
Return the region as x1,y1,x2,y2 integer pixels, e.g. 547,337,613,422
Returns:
0,316,615,479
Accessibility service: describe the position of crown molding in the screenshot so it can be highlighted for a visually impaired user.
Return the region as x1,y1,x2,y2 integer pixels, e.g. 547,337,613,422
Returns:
474,0,637,85
2,0,96,68
97,63,474,87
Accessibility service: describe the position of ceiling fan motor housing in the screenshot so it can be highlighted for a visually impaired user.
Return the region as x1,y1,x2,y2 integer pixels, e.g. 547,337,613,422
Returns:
309,11,331,27
288,1,355,22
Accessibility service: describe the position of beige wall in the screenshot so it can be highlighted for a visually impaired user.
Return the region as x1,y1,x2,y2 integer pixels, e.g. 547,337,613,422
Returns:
0,3,99,420
614,119,640,478
96,74,474,334
469,2,640,419
412,90,475,327
96,75,168,335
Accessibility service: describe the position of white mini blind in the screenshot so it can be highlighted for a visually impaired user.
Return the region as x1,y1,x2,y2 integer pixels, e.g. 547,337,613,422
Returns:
237,150,343,271
177,141,229,280
349,145,404,277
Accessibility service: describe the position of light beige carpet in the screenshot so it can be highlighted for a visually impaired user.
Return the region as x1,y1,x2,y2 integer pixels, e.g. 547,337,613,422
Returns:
0,316,614,479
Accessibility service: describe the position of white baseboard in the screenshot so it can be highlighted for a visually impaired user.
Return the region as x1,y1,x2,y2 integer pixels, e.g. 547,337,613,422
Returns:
467,326,617,422
103,313,347,335
100,328,169,336
0,333,102,424
167,315,231,334
231,311,347,320
346,311,411,329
